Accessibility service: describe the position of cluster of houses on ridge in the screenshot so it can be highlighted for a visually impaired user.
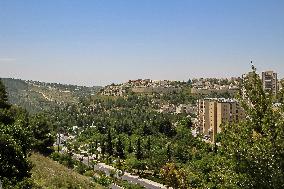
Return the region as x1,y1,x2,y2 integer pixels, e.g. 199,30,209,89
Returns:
100,79,182,96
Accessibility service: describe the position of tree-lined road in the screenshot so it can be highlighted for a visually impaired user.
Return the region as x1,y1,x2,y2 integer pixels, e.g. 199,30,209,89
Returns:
79,156,168,189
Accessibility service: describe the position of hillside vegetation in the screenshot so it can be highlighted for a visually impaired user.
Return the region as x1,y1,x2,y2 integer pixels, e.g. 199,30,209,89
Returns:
1,78,102,113
29,153,105,189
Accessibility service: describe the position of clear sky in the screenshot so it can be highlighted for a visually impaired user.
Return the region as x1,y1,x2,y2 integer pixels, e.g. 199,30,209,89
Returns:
0,0,283,86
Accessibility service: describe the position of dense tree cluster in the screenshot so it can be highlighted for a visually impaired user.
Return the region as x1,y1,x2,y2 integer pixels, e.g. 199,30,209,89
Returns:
0,79,55,188
47,89,211,184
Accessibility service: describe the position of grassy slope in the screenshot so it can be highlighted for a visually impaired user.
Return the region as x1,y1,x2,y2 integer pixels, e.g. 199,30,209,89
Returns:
29,153,105,189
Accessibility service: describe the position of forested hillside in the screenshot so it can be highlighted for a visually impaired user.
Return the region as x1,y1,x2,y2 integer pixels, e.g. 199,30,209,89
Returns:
1,78,102,113
0,78,106,189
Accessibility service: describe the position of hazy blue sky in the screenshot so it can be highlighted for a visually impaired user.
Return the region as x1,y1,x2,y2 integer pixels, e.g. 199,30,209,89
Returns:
0,0,283,86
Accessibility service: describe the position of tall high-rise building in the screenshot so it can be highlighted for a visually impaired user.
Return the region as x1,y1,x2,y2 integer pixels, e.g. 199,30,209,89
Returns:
198,98,245,142
262,71,278,95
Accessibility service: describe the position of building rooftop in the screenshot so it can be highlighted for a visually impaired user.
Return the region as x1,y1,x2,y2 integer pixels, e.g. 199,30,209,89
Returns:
203,98,238,103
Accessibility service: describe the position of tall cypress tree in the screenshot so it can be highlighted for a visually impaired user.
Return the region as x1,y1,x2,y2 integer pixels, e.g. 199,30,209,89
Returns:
116,136,125,159
127,139,133,154
166,143,172,162
106,129,113,156
136,138,143,160
146,137,151,152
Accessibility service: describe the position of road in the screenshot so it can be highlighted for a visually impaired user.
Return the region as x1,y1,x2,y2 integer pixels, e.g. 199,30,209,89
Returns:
57,134,169,189
79,156,168,189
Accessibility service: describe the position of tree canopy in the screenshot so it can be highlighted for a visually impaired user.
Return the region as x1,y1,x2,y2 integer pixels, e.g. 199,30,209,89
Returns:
0,79,55,188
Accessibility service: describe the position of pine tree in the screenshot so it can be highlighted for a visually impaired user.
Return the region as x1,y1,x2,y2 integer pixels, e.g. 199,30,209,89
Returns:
0,79,10,109
29,113,54,155
0,79,12,124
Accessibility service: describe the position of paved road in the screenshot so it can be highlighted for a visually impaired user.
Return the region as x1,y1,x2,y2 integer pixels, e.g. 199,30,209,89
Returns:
120,172,167,189
57,136,168,188
79,156,168,189
110,183,123,189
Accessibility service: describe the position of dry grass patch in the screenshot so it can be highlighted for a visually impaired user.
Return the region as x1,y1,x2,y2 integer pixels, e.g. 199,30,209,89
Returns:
29,153,105,189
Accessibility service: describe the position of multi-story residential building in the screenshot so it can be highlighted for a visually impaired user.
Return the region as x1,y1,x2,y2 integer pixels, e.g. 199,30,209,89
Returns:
190,77,241,95
262,71,278,95
198,98,245,142
279,79,283,91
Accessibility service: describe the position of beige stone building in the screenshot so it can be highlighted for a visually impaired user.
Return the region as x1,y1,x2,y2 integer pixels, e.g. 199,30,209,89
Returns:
278,80,282,91
262,71,278,95
198,98,245,142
